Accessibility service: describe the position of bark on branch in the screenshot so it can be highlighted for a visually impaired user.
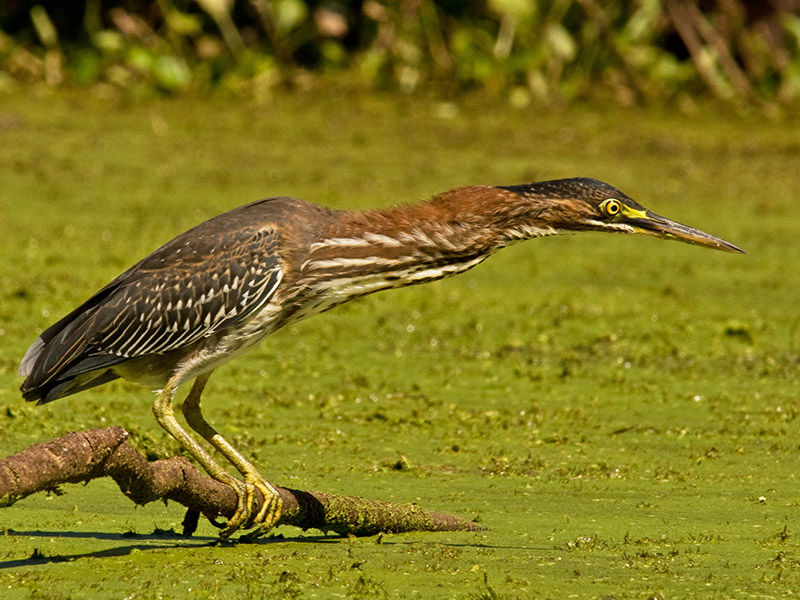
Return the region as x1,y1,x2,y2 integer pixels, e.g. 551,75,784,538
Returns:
0,427,484,538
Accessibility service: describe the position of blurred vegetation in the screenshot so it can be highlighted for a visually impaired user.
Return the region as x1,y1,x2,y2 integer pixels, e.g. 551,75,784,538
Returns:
1,0,800,107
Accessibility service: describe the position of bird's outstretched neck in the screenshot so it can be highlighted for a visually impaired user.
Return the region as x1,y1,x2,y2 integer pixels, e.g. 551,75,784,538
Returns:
293,186,554,315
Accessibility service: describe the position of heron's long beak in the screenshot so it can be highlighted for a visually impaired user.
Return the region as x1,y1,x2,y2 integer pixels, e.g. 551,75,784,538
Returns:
628,210,745,254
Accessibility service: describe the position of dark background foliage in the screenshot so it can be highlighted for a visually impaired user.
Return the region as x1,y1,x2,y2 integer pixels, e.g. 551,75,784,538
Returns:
1,1,800,106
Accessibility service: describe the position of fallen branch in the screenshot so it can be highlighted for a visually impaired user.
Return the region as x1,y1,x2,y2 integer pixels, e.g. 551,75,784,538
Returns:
0,427,484,538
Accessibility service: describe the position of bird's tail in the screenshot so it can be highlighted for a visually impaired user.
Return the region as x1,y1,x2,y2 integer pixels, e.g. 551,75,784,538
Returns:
19,305,122,404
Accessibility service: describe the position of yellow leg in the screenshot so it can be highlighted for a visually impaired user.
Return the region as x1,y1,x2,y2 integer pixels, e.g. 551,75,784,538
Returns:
180,371,283,540
152,373,267,538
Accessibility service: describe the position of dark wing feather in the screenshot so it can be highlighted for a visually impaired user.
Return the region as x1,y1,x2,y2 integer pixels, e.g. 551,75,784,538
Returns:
91,228,282,358
20,210,284,404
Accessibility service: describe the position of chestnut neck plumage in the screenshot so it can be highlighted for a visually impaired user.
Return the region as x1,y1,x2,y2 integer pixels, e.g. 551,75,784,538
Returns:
288,186,560,319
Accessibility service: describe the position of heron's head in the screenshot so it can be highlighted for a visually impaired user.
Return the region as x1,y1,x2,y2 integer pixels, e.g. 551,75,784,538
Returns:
499,177,744,253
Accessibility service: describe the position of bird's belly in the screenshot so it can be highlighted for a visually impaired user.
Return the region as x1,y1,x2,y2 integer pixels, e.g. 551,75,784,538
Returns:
170,305,281,386
112,304,282,390
109,335,236,389
113,354,181,389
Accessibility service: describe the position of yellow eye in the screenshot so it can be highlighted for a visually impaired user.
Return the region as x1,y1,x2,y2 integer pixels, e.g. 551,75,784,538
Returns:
600,198,622,217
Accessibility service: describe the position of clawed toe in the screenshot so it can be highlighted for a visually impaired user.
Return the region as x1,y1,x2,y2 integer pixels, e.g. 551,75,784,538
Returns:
238,477,283,542
218,475,283,541
218,476,253,538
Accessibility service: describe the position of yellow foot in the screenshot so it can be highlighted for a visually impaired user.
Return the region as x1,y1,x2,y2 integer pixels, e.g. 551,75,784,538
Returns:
217,475,255,539
217,475,283,541
238,476,283,543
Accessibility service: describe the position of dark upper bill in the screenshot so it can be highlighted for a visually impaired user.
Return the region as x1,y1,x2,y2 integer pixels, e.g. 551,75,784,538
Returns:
631,211,745,254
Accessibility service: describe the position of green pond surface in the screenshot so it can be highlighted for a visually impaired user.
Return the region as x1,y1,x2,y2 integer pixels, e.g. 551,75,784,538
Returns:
0,91,798,598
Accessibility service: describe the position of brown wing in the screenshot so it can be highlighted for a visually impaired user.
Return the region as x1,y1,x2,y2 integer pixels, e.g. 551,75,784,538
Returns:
20,202,285,404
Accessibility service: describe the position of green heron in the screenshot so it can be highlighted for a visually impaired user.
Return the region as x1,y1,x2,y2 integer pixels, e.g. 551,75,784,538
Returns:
18,178,743,539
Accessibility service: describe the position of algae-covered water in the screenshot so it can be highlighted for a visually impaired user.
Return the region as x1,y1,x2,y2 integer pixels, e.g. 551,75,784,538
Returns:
0,92,798,599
